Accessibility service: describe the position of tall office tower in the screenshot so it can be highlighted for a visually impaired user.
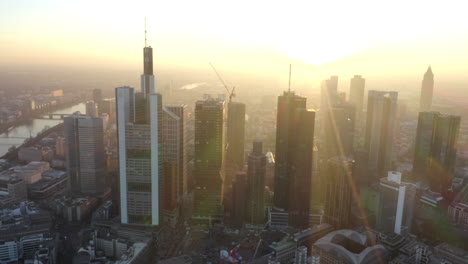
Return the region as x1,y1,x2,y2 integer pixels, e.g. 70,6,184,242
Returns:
289,109,315,228
141,43,154,95
232,171,247,227
274,91,306,211
419,66,434,112
324,157,354,229
163,162,177,212
377,171,417,235
225,102,246,186
193,95,225,223
273,91,315,228
116,86,162,226
349,75,365,120
322,105,355,161
93,88,103,103
162,105,188,202
365,90,398,180
320,76,340,141
246,140,266,225
64,113,106,195
86,101,98,117
320,76,339,114
413,112,460,193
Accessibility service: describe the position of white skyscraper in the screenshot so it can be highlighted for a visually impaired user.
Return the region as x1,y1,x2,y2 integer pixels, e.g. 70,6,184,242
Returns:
116,87,162,226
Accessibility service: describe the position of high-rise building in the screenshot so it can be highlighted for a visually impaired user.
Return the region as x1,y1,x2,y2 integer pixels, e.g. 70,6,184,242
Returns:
225,102,246,185
86,101,98,117
246,140,266,225
116,86,162,226
288,109,315,228
93,88,103,103
322,105,355,161
365,90,398,180
274,91,306,211
377,171,417,235
55,136,66,157
413,112,460,193
232,171,247,227
320,76,339,117
141,44,154,95
419,66,434,112
273,90,315,228
324,157,354,229
162,105,188,201
349,75,365,113
319,76,340,142
64,113,106,195
193,95,225,223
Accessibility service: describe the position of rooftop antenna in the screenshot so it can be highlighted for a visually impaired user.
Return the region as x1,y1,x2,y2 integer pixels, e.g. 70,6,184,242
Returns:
288,64,292,92
144,17,147,47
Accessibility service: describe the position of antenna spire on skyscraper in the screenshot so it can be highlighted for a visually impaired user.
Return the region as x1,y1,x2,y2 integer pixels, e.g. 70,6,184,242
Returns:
144,17,147,47
288,64,292,92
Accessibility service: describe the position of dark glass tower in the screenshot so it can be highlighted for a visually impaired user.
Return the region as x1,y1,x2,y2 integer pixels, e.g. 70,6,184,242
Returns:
288,109,315,228
414,112,460,193
273,91,307,211
193,96,225,223
225,102,246,185
324,157,354,229
273,91,315,228
246,140,266,225
419,66,434,112
365,90,398,180
64,113,106,195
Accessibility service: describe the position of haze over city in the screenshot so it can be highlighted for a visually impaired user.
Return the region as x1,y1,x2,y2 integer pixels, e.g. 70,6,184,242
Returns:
1,1,468,264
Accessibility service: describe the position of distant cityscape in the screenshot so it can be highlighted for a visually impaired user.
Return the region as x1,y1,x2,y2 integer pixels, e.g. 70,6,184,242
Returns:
1,29,468,264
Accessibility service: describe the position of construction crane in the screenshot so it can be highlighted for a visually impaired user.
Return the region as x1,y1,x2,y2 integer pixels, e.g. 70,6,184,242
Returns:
209,62,235,103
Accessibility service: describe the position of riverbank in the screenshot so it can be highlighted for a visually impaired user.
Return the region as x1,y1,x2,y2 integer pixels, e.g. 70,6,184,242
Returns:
0,123,64,161
0,100,84,135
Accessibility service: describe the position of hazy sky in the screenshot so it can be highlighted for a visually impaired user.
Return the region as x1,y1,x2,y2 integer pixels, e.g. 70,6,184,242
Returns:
1,0,468,87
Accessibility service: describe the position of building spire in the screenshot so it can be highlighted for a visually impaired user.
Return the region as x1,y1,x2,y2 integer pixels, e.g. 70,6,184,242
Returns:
288,64,292,92
144,17,147,47
426,65,433,75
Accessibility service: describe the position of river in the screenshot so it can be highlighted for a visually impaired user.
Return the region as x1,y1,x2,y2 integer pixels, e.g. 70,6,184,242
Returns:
0,103,86,157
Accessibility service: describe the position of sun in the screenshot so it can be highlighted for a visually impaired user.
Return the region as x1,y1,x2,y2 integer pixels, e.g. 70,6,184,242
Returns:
281,40,363,66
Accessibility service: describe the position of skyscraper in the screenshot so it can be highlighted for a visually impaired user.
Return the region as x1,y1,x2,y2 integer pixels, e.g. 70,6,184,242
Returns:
273,91,306,211
246,140,266,225
324,156,354,229
273,90,315,228
349,75,365,124
320,76,339,116
377,171,417,235
419,66,434,112
413,112,460,193
162,105,188,202
141,44,154,95
193,95,225,223
85,101,98,117
288,109,315,228
116,86,162,226
225,102,246,185
322,105,355,161
365,90,398,180
64,113,106,195
93,88,103,103
320,76,340,142
232,171,247,227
